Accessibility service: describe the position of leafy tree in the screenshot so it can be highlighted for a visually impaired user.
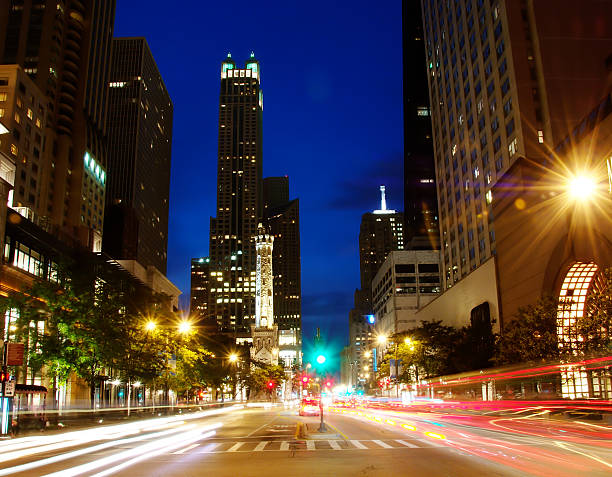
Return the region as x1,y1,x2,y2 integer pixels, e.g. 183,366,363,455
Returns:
245,363,285,400
494,296,559,365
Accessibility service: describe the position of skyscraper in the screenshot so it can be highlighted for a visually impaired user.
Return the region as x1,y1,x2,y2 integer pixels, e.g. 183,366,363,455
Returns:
263,176,302,364
190,257,210,322
358,186,404,302
421,0,612,291
209,53,263,334
0,0,116,249
402,0,439,250
348,186,404,387
103,38,173,274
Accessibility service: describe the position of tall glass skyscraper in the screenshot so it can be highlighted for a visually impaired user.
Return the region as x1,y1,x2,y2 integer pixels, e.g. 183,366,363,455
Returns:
208,53,263,334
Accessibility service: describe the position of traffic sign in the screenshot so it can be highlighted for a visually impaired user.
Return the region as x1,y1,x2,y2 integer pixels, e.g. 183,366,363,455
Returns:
2,381,15,397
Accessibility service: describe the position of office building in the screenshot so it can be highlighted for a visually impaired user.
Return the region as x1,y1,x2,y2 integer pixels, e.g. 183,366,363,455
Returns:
402,0,439,250
419,0,612,328
208,53,263,334
358,186,404,303
103,38,173,274
263,176,302,366
190,257,210,321
372,250,441,338
0,0,116,250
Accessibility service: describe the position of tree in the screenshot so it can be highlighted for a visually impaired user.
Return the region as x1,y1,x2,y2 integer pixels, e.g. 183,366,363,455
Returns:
245,363,285,400
494,296,559,365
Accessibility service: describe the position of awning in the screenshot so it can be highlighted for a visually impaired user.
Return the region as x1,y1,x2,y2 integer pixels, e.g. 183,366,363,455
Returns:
15,384,47,394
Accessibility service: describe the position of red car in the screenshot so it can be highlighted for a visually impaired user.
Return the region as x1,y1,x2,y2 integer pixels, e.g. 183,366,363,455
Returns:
299,397,320,416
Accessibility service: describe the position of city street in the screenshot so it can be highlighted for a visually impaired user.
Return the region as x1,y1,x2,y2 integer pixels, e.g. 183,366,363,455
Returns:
0,403,610,476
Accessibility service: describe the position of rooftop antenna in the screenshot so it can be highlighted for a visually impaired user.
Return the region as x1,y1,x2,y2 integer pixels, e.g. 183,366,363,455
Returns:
380,185,387,211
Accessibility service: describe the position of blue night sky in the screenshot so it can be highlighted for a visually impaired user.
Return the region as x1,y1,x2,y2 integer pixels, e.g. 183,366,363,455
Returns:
114,0,404,366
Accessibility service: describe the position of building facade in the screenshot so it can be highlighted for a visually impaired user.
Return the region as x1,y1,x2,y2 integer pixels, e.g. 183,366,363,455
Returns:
421,0,612,293
372,250,441,338
0,0,116,250
190,257,210,321
103,38,173,274
208,53,263,334
402,0,439,250
263,177,302,365
358,186,405,305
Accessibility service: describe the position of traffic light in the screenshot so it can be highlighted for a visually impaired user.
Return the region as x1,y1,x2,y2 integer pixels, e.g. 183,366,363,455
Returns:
316,354,326,364
325,380,332,388
0,371,9,383
301,376,309,384
267,380,275,389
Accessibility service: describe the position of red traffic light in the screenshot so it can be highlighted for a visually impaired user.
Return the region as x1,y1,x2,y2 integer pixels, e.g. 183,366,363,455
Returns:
267,381,275,389
325,380,332,387
0,371,9,382
301,376,309,384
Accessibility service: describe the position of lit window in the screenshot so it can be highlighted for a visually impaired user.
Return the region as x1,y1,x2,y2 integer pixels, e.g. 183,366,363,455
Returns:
0,108,4,117
14,112,20,124
10,144,18,156
26,108,33,120
0,93,7,102
537,130,544,144
508,138,518,156
35,117,41,128
485,190,492,204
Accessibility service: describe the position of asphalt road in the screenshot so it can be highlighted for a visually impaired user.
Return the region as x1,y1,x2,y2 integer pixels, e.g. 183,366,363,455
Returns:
0,403,610,477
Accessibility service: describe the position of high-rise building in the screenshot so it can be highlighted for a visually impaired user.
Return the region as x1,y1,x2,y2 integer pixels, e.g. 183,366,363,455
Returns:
209,53,263,334
358,186,404,302
190,257,210,321
263,176,302,365
421,0,612,291
103,38,173,274
402,0,439,250
0,0,116,250
348,186,404,388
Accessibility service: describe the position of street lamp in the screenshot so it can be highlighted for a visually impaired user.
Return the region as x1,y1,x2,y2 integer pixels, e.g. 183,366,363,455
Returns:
568,174,597,201
145,321,157,332
178,320,192,334
228,353,239,363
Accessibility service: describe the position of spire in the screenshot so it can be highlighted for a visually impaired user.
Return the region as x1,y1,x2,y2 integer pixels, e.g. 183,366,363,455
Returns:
250,51,255,58
227,52,232,58
373,185,396,214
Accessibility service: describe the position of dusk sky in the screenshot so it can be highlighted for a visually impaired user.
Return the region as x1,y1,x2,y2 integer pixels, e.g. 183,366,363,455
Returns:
114,0,405,363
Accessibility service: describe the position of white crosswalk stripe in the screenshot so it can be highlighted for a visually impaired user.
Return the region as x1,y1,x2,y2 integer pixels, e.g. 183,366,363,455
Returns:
396,439,418,448
254,441,269,451
329,440,342,450
372,440,393,449
227,442,245,452
188,439,439,454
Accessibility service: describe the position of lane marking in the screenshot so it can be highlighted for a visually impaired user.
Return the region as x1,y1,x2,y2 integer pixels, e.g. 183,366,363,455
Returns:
227,442,245,452
280,441,290,451
254,441,269,451
396,439,418,448
172,444,199,455
350,440,367,449
372,440,393,449
199,442,221,453
329,440,342,450
306,441,315,451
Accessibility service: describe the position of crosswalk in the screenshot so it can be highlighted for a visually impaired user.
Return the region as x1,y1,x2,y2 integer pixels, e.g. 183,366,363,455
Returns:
171,438,444,454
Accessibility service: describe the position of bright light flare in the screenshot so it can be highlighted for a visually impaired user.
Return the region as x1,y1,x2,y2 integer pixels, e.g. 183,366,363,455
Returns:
145,321,156,331
376,334,388,345
568,175,597,201
228,353,239,363
316,354,326,364
178,320,192,334
424,431,446,440
401,423,417,431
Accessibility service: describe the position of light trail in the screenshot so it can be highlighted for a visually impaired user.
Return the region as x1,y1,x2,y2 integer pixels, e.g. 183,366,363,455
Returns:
42,428,218,477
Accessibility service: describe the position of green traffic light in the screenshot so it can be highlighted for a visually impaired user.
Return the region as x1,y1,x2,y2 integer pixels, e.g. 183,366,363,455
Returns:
316,355,326,364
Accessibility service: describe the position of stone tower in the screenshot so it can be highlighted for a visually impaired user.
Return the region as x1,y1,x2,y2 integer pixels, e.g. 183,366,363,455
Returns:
251,224,278,365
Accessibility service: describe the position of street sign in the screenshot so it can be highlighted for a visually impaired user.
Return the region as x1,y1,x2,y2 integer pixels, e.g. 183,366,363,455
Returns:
5,342,25,366
2,381,15,397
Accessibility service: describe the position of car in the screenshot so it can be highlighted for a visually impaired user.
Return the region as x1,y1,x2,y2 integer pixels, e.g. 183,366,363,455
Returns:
299,397,320,416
